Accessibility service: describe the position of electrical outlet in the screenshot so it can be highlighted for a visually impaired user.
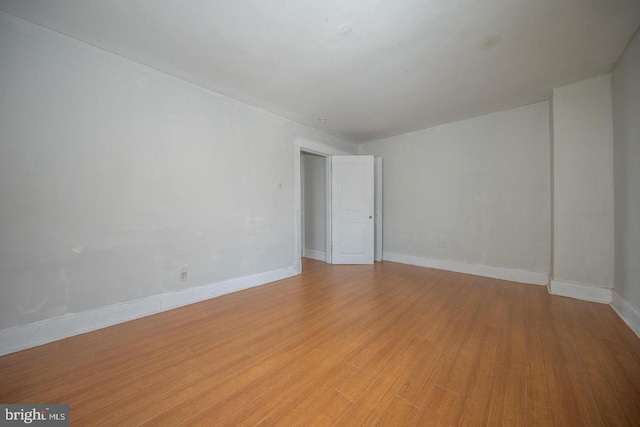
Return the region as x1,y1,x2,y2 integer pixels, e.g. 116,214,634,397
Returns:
440,239,449,249
180,269,188,281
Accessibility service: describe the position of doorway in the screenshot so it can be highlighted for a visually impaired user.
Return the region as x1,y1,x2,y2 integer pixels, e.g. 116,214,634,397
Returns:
294,137,382,272
294,137,347,272
301,152,327,262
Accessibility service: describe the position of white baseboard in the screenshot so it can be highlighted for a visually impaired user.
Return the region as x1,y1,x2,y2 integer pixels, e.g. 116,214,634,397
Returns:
383,252,549,285
303,249,327,262
611,291,640,339
547,280,612,303
0,266,298,356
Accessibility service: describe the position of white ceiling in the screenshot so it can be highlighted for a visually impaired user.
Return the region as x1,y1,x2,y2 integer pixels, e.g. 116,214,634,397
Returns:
2,1,639,142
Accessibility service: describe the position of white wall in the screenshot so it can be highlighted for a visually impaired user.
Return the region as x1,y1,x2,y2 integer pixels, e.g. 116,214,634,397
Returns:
0,12,355,334
612,29,640,328
551,75,614,292
360,102,551,280
302,154,326,258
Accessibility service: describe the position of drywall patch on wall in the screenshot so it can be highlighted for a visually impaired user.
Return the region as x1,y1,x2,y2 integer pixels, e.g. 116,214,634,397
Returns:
384,252,549,285
0,266,297,356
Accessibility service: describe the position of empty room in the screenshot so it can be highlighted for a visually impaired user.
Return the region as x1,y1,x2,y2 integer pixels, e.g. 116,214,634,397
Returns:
1,1,640,425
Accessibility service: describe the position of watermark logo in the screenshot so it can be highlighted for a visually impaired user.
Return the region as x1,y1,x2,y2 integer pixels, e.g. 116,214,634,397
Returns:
1,405,68,426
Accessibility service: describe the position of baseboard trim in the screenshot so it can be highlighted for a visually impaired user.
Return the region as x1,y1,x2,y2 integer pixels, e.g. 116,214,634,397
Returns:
0,266,298,356
383,252,548,285
303,249,327,262
611,291,640,339
547,280,612,303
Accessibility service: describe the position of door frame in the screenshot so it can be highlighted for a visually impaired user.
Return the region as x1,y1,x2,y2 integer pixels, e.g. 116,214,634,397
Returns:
294,137,352,272
374,157,383,262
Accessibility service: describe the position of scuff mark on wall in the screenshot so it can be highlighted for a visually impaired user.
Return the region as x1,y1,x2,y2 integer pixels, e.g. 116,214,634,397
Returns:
479,34,502,51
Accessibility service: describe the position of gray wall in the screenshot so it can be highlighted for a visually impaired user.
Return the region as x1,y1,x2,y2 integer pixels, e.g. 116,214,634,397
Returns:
302,154,326,257
360,102,551,275
551,75,615,289
613,29,640,312
0,12,354,330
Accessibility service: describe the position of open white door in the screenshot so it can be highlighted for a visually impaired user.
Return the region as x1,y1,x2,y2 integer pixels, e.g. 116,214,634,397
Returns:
331,155,374,264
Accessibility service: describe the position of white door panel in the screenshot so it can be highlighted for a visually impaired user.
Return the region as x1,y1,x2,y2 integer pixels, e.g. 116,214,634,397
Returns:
331,155,374,264
339,222,366,254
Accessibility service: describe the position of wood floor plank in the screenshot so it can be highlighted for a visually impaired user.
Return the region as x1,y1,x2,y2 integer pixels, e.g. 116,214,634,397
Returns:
293,390,354,427
412,384,460,426
76,352,252,426
334,337,427,426
214,354,353,426
373,396,418,426
487,366,526,426
336,315,424,401
248,359,355,426
449,323,500,425
525,340,557,426
569,323,640,424
543,298,606,426
454,358,496,427
1,259,639,426
497,301,526,373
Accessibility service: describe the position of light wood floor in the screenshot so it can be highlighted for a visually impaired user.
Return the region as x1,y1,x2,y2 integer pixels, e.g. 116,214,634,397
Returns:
1,259,640,426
